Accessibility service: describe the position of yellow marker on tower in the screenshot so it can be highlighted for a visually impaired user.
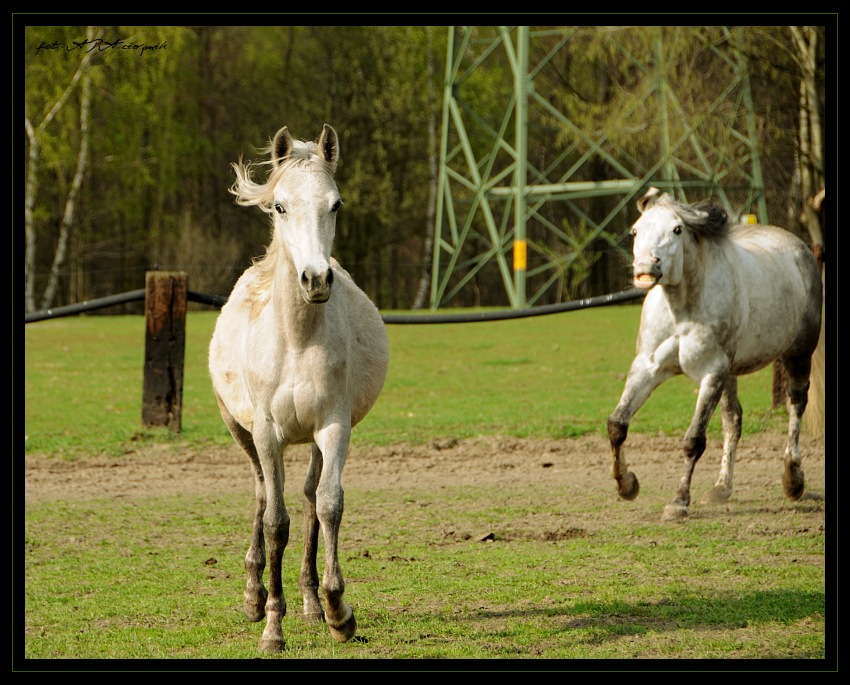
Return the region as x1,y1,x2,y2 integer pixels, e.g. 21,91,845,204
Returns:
514,239,527,271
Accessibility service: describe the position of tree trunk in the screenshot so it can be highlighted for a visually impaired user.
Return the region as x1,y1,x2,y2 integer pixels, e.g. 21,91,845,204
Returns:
790,26,824,252
788,26,825,435
24,27,97,313
412,26,436,310
24,121,40,313
39,27,94,311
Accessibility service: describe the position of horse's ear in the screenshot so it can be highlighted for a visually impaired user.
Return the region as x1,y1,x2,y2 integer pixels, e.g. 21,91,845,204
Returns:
318,124,340,173
272,127,293,168
637,187,662,214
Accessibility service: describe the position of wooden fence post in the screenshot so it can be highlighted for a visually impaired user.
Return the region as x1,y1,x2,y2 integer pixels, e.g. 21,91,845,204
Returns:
142,271,187,432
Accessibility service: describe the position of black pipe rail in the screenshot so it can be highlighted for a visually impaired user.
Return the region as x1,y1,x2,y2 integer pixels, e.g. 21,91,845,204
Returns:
24,288,645,325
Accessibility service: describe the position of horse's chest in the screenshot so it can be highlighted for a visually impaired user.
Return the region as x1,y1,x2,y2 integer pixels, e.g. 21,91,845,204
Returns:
259,350,348,437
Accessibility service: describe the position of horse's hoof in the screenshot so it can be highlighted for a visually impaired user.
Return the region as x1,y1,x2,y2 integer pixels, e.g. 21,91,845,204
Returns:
258,637,286,652
783,466,805,501
302,611,325,624
700,485,732,505
617,471,640,501
661,504,688,521
326,606,357,643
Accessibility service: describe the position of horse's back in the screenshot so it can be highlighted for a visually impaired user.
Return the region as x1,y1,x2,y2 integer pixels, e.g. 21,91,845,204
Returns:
729,226,821,321
726,225,821,370
634,224,821,377
208,266,265,428
328,260,390,425
730,225,819,285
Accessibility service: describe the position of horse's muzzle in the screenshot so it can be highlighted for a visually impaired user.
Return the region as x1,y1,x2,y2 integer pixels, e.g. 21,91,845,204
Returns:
632,257,661,289
300,268,334,304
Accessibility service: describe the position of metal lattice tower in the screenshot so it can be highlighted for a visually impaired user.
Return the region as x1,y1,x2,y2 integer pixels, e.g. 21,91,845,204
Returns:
430,26,767,309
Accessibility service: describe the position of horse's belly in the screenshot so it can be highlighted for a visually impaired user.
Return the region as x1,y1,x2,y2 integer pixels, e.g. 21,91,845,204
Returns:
209,347,256,432
729,297,807,374
730,336,791,376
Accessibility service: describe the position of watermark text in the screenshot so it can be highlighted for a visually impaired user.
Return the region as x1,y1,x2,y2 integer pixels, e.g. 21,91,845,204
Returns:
35,38,167,57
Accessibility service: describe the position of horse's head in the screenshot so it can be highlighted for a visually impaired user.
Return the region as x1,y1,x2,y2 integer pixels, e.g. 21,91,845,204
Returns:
629,188,685,289
270,124,342,304
630,187,728,290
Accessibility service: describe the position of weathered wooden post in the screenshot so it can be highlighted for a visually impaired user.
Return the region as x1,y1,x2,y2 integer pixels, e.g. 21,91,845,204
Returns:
142,271,187,432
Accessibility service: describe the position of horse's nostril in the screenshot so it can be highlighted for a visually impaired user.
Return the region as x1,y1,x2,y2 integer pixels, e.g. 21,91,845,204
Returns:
300,271,309,286
327,269,334,286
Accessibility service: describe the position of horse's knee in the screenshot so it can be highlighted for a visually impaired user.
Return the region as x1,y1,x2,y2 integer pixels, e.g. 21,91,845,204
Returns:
315,499,343,531
608,417,628,447
683,434,706,460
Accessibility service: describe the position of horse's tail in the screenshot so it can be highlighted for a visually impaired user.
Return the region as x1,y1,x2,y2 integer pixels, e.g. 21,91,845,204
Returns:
804,261,826,436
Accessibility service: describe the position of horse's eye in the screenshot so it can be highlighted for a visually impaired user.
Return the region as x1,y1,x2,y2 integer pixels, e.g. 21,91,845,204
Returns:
630,227,637,237
332,199,342,213
673,225,682,235
274,202,285,215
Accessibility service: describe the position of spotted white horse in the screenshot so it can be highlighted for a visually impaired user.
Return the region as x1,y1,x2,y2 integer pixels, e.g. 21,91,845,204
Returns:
209,124,389,651
608,188,822,521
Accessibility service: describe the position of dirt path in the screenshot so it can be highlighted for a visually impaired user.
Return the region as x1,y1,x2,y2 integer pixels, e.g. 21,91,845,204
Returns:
25,433,826,507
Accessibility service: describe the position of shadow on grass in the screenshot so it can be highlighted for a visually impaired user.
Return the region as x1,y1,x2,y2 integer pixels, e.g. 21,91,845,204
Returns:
458,589,824,637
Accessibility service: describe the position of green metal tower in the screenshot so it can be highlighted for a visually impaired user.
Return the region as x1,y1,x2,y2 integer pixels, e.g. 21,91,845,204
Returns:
430,26,767,309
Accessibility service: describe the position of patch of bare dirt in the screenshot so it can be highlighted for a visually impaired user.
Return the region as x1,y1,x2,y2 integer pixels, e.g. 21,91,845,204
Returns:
25,433,826,510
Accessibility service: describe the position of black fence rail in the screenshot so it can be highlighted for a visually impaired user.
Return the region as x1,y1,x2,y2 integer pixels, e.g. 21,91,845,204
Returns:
25,277,646,433
25,288,645,325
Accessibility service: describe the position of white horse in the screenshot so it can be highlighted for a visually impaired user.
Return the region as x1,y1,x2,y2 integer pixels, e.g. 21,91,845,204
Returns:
608,187,822,521
209,124,389,651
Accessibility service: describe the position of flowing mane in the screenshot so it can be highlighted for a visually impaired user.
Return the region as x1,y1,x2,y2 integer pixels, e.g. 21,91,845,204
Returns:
229,139,336,213
651,192,732,240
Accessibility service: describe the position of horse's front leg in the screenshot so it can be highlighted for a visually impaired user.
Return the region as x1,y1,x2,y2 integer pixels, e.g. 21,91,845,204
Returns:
608,355,675,501
298,443,325,623
663,371,726,521
314,421,357,643
700,376,742,505
253,421,290,652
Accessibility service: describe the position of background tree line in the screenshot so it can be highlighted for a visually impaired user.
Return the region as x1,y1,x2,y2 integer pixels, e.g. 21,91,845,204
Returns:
23,24,827,314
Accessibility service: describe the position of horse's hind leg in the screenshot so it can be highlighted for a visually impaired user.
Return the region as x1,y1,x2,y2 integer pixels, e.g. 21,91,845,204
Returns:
299,443,325,623
780,355,812,501
214,393,267,623
701,376,742,505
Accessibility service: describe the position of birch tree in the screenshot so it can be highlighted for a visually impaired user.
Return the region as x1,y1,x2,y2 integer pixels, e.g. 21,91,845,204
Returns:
24,26,96,313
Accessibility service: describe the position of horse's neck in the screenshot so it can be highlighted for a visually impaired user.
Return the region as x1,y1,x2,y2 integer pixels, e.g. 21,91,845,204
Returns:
271,255,325,344
661,240,708,315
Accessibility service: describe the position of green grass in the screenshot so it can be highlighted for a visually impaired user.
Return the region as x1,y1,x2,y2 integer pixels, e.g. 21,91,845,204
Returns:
22,483,826,660
21,306,826,663
23,305,787,459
